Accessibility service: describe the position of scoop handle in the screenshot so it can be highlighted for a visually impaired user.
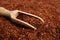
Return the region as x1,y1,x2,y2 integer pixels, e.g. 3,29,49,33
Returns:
0,7,10,17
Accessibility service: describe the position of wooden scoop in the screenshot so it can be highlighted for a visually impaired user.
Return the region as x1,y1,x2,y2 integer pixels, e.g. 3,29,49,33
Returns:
0,7,44,30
